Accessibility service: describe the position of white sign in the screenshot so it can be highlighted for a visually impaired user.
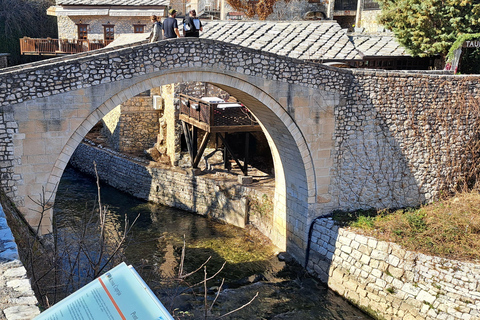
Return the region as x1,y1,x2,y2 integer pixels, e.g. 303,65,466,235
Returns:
464,40,480,48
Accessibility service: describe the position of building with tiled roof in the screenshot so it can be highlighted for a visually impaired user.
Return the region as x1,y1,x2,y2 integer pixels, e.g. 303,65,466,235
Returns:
47,0,168,43
55,0,167,4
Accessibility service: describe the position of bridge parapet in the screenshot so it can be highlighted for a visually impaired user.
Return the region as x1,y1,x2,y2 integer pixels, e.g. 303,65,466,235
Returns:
0,38,350,108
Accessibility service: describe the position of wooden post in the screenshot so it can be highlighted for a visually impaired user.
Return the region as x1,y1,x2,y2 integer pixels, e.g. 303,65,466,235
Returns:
243,132,250,176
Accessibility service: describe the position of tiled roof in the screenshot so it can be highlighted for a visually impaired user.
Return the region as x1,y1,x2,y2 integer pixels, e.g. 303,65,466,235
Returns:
56,0,168,5
349,34,409,57
200,21,363,61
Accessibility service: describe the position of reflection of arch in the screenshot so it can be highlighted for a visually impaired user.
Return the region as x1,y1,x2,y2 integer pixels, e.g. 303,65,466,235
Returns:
48,71,315,259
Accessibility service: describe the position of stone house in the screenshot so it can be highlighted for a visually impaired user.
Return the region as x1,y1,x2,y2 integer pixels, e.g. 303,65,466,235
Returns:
46,0,169,43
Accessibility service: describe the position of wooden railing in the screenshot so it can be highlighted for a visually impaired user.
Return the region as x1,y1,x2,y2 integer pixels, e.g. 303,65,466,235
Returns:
20,37,108,55
179,94,260,133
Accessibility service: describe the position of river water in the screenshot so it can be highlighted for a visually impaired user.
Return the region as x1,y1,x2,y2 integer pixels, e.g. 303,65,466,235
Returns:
53,165,372,319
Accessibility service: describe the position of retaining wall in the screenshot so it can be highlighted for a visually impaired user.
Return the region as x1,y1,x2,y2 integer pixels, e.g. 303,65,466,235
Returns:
69,141,274,233
307,218,480,320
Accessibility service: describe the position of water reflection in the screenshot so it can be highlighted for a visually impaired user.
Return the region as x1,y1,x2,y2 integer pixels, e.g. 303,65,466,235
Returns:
55,165,372,319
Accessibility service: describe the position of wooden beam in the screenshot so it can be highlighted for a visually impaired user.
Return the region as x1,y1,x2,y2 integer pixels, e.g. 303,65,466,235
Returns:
179,115,211,132
193,132,211,168
181,121,194,165
243,132,250,176
210,125,262,133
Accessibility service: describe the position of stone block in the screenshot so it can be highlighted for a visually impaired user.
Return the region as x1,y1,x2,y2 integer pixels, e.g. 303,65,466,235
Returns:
238,175,253,185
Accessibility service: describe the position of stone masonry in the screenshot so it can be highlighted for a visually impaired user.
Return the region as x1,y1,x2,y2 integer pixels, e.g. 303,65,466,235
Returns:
1,37,480,265
307,218,480,320
101,91,161,154
0,205,39,320
69,140,274,232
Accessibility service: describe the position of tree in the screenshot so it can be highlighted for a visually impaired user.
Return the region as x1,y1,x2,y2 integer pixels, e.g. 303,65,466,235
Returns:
226,0,326,20
376,0,480,59
0,0,57,65
226,0,278,20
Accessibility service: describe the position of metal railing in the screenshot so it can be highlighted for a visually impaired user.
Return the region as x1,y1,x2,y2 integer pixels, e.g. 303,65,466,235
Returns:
20,37,108,55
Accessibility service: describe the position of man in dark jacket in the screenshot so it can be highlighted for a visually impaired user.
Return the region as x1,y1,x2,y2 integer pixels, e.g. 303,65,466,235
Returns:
183,10,203,37
162,9,181,39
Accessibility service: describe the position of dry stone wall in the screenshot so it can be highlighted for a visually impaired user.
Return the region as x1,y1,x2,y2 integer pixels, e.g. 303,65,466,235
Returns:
330,74,480,213
307,218,480,320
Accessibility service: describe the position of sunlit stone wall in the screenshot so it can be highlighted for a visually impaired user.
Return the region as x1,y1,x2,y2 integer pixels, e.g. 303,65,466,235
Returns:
307,218,480,320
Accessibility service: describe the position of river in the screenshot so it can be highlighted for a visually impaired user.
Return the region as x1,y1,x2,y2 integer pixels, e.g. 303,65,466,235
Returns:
53,165,372,319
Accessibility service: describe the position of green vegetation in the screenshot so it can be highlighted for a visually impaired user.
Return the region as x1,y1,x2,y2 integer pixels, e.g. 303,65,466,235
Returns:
332,191,480,261
248,193,274,218
0,0,57,65
446,33,480,74
375,0,480,60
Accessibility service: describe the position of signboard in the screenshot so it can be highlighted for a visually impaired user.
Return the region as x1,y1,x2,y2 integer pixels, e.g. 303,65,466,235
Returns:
34,263,173,320
463,40,480,48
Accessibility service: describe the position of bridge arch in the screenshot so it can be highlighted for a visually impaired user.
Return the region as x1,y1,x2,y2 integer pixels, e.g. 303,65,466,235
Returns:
1,39,344,262
45,70,317,260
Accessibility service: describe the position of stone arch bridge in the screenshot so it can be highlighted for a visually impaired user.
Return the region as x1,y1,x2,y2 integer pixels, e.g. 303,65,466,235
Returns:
1,38,479,262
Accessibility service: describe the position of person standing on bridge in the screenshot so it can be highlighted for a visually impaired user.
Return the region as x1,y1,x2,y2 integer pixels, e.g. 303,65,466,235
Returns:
162,9,181,39
149,15,162,42
183,9,202,37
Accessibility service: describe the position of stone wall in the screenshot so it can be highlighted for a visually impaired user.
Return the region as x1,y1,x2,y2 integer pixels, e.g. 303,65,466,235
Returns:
0,204,40,320
360,10,381,32
69,141,274,230
101,93,161,154
0,109,19,207
329,74,480,214
307,218,480,320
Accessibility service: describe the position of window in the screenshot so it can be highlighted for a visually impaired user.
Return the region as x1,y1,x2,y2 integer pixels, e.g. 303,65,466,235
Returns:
334,0,358,10
133,24,146,33
103,25,115,44
77,24,88,40
364,0,380,9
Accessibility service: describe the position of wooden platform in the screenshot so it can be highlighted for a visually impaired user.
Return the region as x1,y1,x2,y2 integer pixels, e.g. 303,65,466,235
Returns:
178,94,262,176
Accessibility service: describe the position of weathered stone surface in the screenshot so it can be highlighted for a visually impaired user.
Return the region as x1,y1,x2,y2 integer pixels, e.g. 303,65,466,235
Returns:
0,206,40,320
307,218,480,320
69,142,264,231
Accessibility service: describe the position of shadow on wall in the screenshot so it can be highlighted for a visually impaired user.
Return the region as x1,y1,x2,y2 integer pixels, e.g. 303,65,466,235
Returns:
68,142,249,229
305,76,480,319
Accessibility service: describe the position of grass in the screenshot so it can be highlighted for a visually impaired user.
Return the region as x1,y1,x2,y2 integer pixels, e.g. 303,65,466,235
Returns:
332,191,480,262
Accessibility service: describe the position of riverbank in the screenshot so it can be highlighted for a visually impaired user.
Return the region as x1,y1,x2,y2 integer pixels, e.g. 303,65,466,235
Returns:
69,138,280,246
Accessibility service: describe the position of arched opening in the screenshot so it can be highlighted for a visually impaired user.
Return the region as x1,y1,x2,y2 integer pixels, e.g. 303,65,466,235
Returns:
48,71,314,262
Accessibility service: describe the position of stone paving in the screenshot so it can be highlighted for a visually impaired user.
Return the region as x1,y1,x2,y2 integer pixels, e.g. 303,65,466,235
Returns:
0,205,39,320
